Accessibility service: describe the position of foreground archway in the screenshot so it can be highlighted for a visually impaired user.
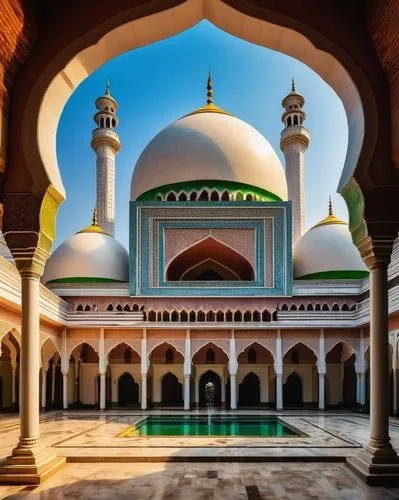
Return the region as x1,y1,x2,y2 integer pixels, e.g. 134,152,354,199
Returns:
199,370,222,407
118,373,139,407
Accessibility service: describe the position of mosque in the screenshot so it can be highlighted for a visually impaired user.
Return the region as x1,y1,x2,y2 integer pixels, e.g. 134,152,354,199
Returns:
0,76,398,414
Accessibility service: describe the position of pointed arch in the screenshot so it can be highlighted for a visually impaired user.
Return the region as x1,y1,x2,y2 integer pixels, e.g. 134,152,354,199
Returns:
283,342,318,362
165,236,254,281
105,341,141,360
148,341,185,361
237,342,274,364
192,342,229,363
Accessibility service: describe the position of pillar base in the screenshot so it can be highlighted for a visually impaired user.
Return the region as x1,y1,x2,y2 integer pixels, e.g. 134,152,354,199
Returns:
347,446,399,486
0,442,65,484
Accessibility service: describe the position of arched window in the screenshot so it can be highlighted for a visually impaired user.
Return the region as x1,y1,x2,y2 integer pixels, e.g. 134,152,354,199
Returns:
124,348,132,363
171,311,179,322
244,311,252,322
281,304,288,311
236,192,243,201
165,348,174,364
252,310,261,322
178,192,187,201
293,115,299,125
234,311,242,322
106,304,113,311
84,305,91,311
116,304,123,311
322,304,329,311
166,192,176,201
148,310,156,321
246,193,253,201
287,116,292,126
76,304,83,312
155,195,162,201
216,311,224,322
210,190,219,201
162,311,170,322
197,311,205,322
206,311,215,322
112,119,116,127
124,304,130,312
298,304,305,311
180,310,188,322
306,304,314,311
290,305,297,311
221,190,229,201
198,190,209,201
189,311,196,322
225,311,233,322
315,304,321,311
132,304,139,311
248,348,257,364
190,192,197,201
206,349,215,364
291,347,299,364
341,304,349,311
332,304,340,311
262,310,271,321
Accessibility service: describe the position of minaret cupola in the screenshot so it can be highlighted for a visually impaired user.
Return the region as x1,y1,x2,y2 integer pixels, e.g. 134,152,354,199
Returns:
91,82,121,237
280,80,310,247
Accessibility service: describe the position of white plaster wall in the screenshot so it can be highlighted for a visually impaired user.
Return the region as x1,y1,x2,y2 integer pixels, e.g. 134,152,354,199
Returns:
79,363,98,405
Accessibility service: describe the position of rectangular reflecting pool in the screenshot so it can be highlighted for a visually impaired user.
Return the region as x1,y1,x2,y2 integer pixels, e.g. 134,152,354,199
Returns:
120,416,301,437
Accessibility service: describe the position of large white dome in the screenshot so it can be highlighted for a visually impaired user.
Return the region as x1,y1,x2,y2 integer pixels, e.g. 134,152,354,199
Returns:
293,212,368,280
43,224,129,284
131,108,287,201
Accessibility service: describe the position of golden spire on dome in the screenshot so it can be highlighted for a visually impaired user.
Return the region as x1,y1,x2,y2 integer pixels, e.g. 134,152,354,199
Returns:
92,207,98,226
312,196,346,229
207,71,213,105
184,71,233,118
105,80,110,96
76,208,110,236
292,78,296,92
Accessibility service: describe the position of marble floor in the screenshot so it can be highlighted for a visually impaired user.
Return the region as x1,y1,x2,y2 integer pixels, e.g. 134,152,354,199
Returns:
1,411,399,498
2,462,399,499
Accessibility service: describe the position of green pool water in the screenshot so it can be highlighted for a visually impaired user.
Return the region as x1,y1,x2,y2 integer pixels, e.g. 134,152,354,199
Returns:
120,416,300,437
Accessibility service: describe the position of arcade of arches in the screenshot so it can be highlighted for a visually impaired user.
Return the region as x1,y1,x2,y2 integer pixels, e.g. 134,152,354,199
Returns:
0,331,393,412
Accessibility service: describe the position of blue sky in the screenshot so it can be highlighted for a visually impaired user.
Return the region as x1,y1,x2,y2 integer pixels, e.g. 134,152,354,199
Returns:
56,20,348,250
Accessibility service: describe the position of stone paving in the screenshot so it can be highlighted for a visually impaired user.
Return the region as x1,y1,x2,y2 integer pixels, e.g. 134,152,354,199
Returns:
2,462,399,499
0,411,399,498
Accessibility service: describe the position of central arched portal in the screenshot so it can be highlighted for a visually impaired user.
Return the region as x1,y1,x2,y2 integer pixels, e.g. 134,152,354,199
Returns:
118,373,139,407
199,370,222,407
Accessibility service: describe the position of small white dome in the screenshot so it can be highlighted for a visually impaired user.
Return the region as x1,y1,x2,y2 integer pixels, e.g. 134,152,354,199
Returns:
293,213,368,279
43,226,129,284
131,108,287,201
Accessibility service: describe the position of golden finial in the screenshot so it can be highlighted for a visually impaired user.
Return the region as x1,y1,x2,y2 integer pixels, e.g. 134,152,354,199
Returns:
105,81,110,95
207,71,213,105
92,207,98,226
292,78,296,92
328,196,333,216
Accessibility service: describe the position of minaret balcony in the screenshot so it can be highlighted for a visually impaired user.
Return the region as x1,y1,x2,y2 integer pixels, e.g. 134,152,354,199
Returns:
280,125,309,149
91,128,120,151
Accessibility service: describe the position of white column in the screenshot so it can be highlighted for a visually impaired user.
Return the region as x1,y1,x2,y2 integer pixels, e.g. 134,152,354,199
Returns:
229,331,237,409
318,329,326,410
184,331,191,410
275,330,283,410
62,374,68,410
318,374,325,410
141,374,147,410
230,374,237,410
41,366,47,410
98,329,106,410
184,375,190,411
141,331,148,410
99,373,106,410
360,372,366,406
356,372,361,404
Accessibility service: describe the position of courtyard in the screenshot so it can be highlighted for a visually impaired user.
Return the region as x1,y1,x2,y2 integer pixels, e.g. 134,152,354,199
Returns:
1,410,399,498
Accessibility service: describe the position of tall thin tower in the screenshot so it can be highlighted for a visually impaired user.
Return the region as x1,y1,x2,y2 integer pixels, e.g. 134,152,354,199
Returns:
91,82,121,237
280,80,309,247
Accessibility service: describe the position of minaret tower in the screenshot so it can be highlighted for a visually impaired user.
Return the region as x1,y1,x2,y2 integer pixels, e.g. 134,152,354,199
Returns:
91,82,121,237
280,80,309,246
